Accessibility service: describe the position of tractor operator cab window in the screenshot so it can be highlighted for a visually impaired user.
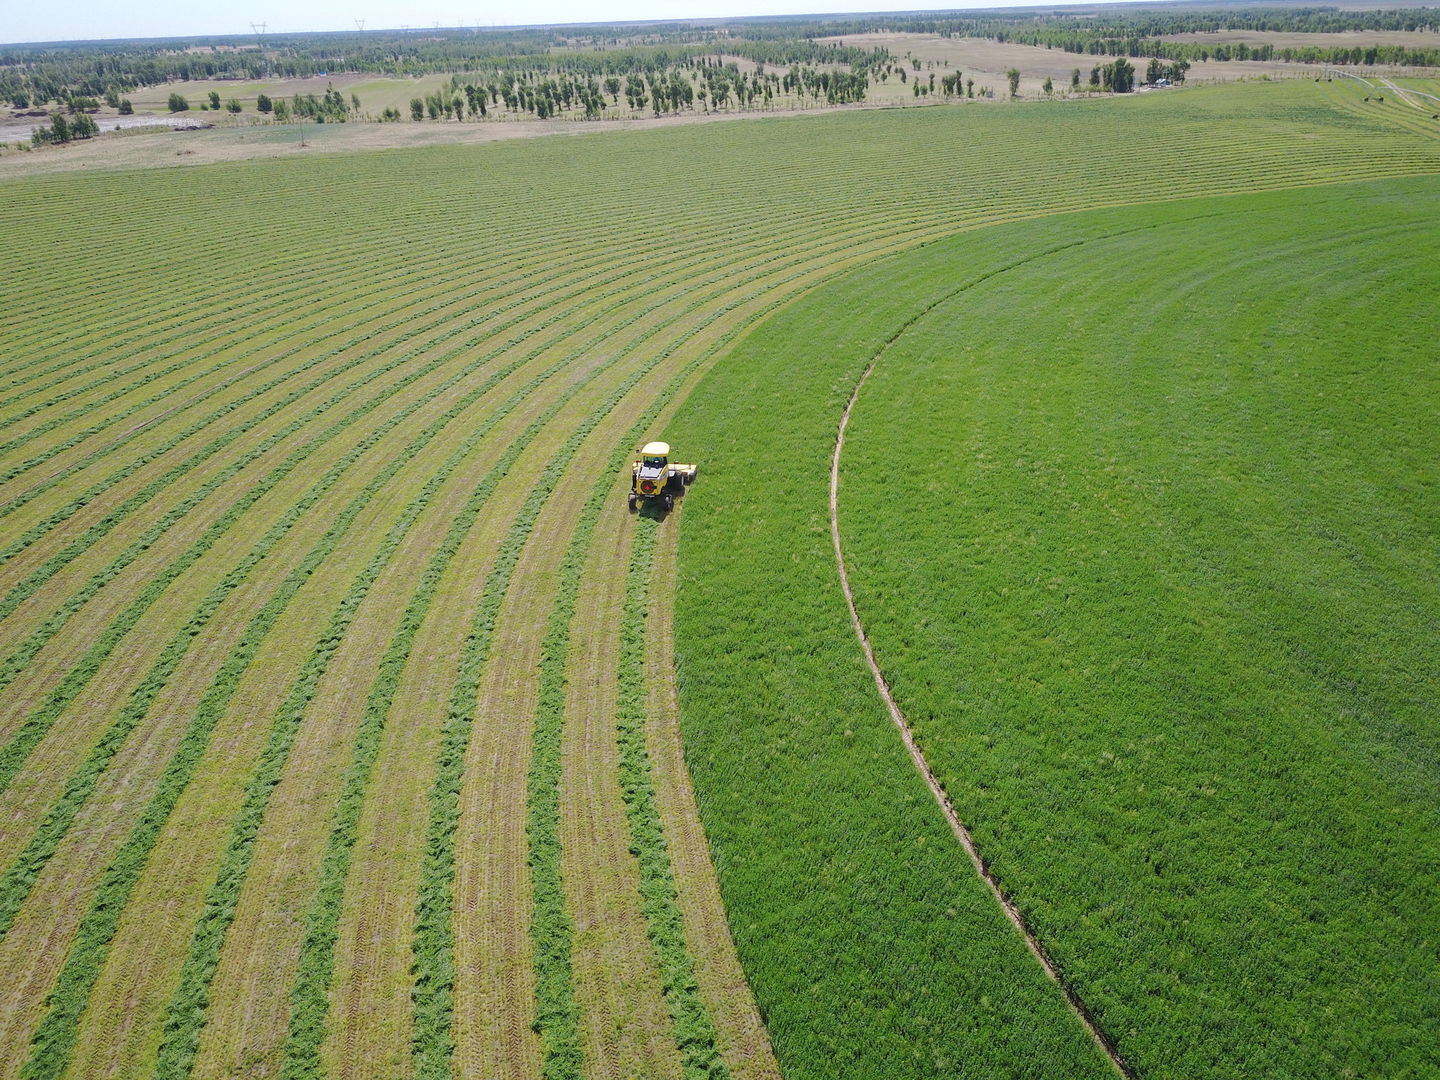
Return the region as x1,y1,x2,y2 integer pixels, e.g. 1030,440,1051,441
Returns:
642,456,666,468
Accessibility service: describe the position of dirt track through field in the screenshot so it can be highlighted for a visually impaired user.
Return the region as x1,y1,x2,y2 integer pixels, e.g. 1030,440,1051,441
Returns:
827,275,1133,1080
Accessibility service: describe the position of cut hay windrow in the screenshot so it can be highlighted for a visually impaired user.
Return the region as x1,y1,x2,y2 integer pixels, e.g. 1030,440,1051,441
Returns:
167,227,797,1078
0,171,763,423
517,271,837,1080
0,219,657,602
0,181,729,502
284,352,636,1080
409,249,877,1079
0,209,651,521
524,424,694,1080
15,323,622,1080
0,170,650,370
0,201,528,398
0,339,494,790
0,78,1436,1080
618,520,730,1080
0,260,374,436
0,333,570,930
0,347,302,479
151,341,602,1080
0,219,764,787
0,178,576,399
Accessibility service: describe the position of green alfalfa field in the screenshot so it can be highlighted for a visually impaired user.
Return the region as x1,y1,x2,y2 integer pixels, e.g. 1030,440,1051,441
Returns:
673,177,1439,1078
0,76,1436,1080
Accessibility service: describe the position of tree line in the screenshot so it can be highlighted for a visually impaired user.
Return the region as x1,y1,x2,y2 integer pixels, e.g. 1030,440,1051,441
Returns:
401,58,870,123
0,25,890,109
7,6,1434,115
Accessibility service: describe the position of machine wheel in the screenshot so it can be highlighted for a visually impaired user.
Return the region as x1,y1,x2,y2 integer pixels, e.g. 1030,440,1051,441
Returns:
628,493,638,512
683,468,696,485
662,492,674,512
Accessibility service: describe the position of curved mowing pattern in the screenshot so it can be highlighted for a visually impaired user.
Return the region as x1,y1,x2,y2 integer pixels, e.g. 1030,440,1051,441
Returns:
0,79,1436,1080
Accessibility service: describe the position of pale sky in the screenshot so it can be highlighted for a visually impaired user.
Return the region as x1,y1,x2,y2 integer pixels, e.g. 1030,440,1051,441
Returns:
1,0,1097,46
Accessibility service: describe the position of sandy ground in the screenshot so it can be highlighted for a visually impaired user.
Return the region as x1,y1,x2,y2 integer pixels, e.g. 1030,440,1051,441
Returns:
0,112,210,145
822,31,1437,97
0,98,907,178
1157,29,1440,48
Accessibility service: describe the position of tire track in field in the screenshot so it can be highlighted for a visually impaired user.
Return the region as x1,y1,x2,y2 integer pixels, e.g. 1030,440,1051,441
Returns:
419,218,966,1078
826,242,1137,1080
192,226,849,1080
445,245,916,1078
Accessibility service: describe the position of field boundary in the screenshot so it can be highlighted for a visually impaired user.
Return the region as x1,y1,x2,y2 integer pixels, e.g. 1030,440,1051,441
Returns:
827,243,1133,1080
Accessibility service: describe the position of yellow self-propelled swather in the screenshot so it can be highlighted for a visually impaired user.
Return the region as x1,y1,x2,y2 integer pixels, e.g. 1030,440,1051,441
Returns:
628,441,696,512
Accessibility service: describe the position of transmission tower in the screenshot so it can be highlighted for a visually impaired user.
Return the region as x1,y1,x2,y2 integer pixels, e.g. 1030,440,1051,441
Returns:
250,21,267,45
354,17,366,30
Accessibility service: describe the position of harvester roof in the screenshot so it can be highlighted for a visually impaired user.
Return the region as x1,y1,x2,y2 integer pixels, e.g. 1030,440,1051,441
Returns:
640,441,670,457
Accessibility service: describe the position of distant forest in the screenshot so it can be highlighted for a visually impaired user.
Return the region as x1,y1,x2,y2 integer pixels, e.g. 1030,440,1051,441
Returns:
3,6,1438,108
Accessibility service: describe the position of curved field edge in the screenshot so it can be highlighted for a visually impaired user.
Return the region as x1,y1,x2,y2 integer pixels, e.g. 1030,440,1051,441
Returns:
837,179,1440,1077
669,207,1164,1079
669,176,1438,1078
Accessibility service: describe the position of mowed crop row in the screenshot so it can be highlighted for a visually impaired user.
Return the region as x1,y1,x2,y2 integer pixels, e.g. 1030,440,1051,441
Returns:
0,77,1436,1080
673,176,1440,1078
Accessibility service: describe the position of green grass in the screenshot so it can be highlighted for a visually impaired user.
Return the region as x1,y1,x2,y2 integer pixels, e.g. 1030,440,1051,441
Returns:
675,175,1439,1078
839,179,1440,1078
672,213,1126,1080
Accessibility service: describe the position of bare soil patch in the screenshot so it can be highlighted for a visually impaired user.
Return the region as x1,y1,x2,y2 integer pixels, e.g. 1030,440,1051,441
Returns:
823,31,1346,96
1158,29,1440,48
0,102,875,178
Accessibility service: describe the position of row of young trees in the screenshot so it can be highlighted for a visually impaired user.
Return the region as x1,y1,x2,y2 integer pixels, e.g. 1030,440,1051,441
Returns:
401,59,871,123
0,27,890,109
163,84,360,122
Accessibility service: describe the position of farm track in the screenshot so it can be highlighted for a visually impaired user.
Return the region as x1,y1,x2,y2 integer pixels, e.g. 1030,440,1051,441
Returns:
0,80,1436,1080
829,328,1130,1077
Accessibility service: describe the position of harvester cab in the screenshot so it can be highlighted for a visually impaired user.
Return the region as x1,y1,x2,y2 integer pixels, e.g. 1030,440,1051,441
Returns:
629,441,696,512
